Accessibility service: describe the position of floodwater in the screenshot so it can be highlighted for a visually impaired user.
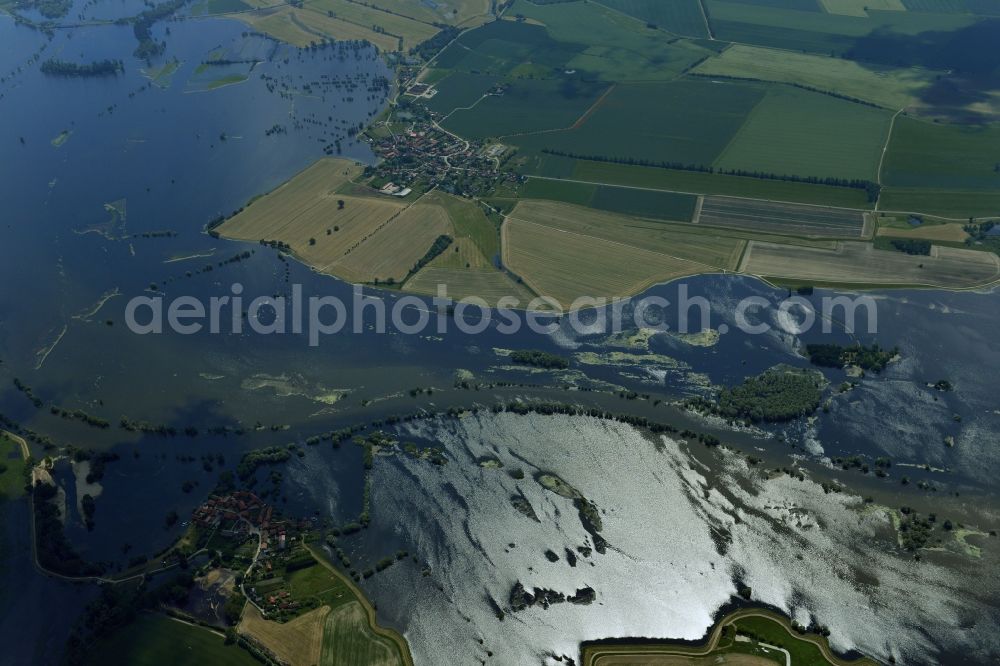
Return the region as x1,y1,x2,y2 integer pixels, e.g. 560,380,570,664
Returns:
1,7,999,665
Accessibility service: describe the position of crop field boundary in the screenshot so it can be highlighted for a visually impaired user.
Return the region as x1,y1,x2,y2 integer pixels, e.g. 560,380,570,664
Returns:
497,83,616,139
524,175,870,213
692,195,704,223
504,215,729,273
304,543,414,666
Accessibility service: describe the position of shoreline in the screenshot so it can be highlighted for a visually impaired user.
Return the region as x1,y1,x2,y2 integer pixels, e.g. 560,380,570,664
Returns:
580,606,881,666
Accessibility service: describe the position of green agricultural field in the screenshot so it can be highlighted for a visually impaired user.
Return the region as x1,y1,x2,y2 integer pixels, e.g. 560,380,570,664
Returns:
590,185,697,221
508,0,714,81
567,160,873,208
443,78,609,138
511,79,765,166
423,190,500,261
520,178,598,207
432,20,576,76
287,560,355,612
732,615,847,664
567,35,713,82
820,0,906,16
593,0,710,37
86,614,259,666
881,116,1000,189
0,434,26,501
582,609,882,666
320,601,405,666
706,0,974,54
692,44,935,110
521,178,697,221
189,0,250,14
423,72,499,115
878,188,1000,218
715,85,893,180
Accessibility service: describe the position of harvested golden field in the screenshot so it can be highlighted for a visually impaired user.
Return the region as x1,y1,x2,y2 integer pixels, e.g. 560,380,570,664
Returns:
332,0,490,27
330,202,451,283
218,159,414,282
217,157,364,242
403,266,536,306
740,241,1000,288
307,0,439,50
430,236,491,269
239,604,328,666
508,200,745,271
237,4,402,51
320,601,404,666
876,223,970,243
503,218,713,307
422,190,499,268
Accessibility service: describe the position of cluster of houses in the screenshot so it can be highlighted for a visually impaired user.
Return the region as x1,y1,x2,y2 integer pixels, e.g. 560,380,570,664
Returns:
370,120,519,197
192,491,303,553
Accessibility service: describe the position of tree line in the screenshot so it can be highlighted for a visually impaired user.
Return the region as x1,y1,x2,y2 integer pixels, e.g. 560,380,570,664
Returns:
540,148,881,201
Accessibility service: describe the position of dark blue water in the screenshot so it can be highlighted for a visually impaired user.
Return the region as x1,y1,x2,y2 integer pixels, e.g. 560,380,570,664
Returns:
2,10,1000,664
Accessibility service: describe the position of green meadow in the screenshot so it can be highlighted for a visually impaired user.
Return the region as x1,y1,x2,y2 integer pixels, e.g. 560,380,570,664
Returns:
715,85,893,180
443,78,609,138
594,0,710,37
569,160,873,208
85,614,259,666
882,116,1000,189
510,79,765,165
423,72,499,115
520,178,698,221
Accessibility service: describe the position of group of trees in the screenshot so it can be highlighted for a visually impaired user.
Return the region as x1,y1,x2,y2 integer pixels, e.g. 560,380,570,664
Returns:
33,482,107,577
40,58,123,77
509,349,570,369
689,367,823,423
886,238,932,256
805,343,897,372
407,234,453,277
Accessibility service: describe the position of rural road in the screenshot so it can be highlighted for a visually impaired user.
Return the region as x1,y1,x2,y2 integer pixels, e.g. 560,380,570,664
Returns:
736,634,791,666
